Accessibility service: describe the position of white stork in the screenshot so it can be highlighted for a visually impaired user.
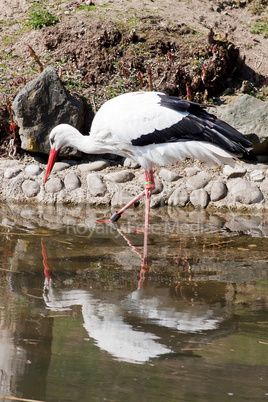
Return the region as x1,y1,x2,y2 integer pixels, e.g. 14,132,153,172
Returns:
44,91,251,229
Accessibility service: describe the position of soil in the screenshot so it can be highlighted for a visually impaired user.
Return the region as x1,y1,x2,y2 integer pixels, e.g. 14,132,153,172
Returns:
0,0,267,155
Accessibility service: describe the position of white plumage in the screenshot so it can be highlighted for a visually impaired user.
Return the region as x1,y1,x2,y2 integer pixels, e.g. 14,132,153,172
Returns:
44,91,251,224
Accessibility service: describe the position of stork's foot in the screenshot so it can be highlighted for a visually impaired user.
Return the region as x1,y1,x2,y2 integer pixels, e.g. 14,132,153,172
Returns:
109,211,122,222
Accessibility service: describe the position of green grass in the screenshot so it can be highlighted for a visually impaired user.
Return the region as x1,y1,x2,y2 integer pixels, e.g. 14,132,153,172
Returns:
27,8,59,29
250,20,268,37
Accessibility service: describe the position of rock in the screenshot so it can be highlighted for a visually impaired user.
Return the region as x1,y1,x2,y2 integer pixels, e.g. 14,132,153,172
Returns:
111,190,137,207
159,168,181,182
186,171,212,191
190,189,210,208
4,167,22,179
64,173,81,190
210,180,228,201
168,188,189,206
223,164,246,179
86,174,107,196
249,169,265,182
123,158,140,168
152,177,164,194
53,162,71,172
12,66,84,155
228,179,263,204
0,160,21,168
105,171,135,183
150,195,165,208
22,180,40,197
45,178,64,193
260,177,268,196
215,94,268,155
25,164,42,176
79,161,109,172
184,167,200,177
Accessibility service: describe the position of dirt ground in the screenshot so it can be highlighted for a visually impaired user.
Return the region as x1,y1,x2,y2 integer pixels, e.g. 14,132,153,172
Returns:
0,0,267,154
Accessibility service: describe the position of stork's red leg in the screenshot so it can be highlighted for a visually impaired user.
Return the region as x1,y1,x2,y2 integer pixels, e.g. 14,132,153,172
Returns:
109,169,155,222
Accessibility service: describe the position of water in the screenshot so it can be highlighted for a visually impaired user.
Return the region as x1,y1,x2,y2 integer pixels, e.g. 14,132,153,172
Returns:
0,203,267,401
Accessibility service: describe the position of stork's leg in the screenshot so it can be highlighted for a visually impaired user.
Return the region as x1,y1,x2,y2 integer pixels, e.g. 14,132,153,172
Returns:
109,169,155,222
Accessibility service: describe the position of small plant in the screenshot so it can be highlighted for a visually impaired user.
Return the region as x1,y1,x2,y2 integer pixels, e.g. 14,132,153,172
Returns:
27,9,59,30
27,45,44,73
250,20,268,38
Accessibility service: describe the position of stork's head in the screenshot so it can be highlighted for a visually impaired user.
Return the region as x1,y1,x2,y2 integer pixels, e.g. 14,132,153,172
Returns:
44,124,70,183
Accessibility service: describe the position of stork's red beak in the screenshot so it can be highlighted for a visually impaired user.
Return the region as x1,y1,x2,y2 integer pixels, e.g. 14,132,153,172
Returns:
44,148,59,183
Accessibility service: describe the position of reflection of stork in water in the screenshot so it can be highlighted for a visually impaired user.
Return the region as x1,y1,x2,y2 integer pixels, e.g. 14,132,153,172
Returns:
41,239,230,364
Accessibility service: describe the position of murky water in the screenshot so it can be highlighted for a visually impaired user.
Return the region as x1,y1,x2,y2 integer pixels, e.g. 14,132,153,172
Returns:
0,203,267,401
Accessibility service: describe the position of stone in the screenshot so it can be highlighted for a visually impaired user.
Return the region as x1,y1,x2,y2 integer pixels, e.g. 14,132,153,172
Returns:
4,167,22,179
105,171,135,183
123,158,140,168
260,177,268,196
12,66,84,154
25,164,42,176
159,168,181,182
64,173,81,190
111,190,137,207
190,189,210,208
184,167,200,177
168,188,189,207
152,178,164,194
210,180,228,201
45,177,64,193
186,171,212,191
223,164,246,179
53,162,71,172
150,195,165,208
86,174,107,196
215,94,268,155
78,161,109,172
249,170,265,182
22,180,40,197
228,179,263,204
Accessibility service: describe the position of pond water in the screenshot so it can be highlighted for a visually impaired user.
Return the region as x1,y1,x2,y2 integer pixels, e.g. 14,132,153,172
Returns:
0,203,267,402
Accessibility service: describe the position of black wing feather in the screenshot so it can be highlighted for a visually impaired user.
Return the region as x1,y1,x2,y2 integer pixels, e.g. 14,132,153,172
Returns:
131,94,252,155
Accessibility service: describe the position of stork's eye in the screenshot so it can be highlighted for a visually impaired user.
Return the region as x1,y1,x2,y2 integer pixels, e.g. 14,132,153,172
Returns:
50,137,55,145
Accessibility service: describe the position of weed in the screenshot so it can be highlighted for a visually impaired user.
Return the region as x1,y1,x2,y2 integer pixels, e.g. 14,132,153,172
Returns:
77,5,96,12
27,9,59,30
250,20,268,38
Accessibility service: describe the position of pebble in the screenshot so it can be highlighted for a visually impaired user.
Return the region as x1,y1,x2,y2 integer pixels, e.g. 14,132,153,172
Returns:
260,177,268,195
210,180,227,201
45,178,64,193
190,189,210,208
152,178,164,194
159,168,181,182
186,171,212,191
25,164,42,176
111,190,137,207
0,160,20,168
123,157,140,169
168,188,189,207
105,170,135,183
184,167,200,177
249,169,265,182
22,180,40,197
4,167,22,179
64,173,81,190
78,160,109,172
223,164,246,179
86,173,107,196
228,179,263,204
53,162,71,172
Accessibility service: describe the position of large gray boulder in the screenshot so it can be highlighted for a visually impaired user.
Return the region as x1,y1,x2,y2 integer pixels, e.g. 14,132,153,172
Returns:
12,66,84,154
216,94,268,155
